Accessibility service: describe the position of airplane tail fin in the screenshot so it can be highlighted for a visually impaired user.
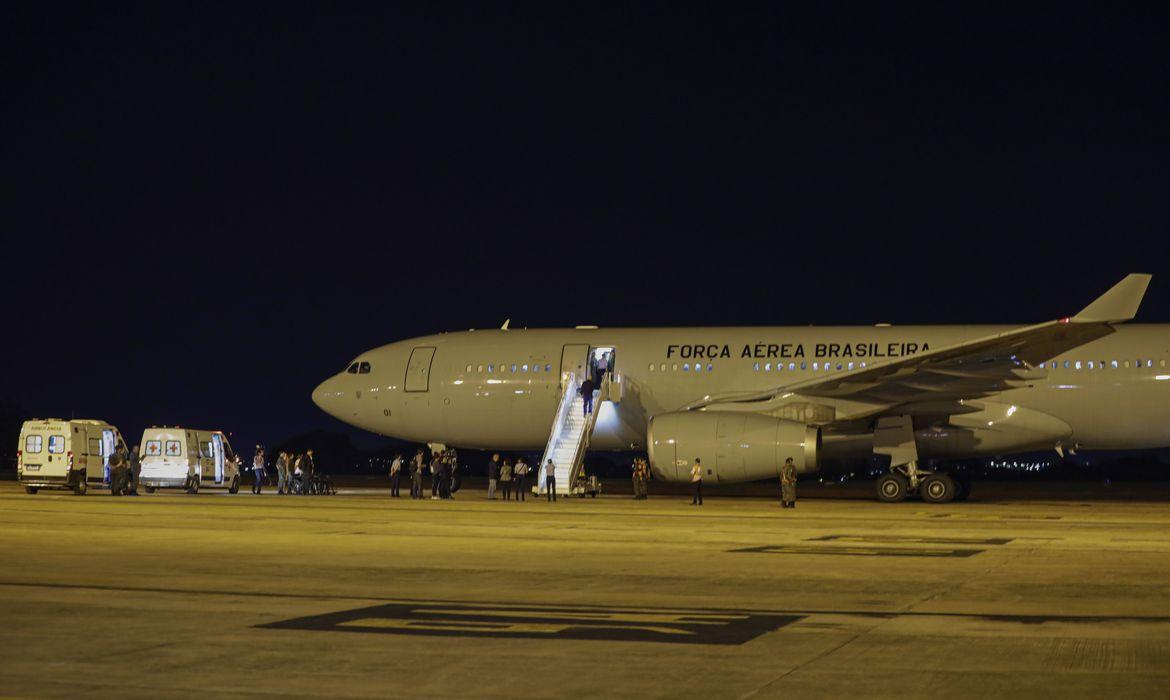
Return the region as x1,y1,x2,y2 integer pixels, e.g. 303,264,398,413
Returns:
1072,273,1152,323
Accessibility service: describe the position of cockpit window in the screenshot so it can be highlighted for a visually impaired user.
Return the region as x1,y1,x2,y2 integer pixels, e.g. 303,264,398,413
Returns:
359,362,371,374
346,362,359,374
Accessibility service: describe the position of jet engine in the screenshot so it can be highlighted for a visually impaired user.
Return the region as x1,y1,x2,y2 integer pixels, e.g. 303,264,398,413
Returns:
647,411,820,483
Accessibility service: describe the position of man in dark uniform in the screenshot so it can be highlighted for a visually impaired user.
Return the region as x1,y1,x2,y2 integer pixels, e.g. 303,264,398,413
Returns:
108,447,129,496
126,445,141,496
780,457,797,508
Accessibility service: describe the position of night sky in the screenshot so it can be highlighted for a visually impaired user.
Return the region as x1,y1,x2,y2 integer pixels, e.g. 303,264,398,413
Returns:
4,5,1169,454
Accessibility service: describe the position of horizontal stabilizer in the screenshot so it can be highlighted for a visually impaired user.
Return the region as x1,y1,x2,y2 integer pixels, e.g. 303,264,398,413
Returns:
1072,273,1151,323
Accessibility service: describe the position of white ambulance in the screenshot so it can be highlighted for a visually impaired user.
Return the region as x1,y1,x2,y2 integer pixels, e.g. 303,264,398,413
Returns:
17,419,127,495
138,427,242,493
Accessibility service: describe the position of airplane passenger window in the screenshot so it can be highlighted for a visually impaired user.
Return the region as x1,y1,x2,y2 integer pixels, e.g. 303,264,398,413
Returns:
801,362,807,370
753,362,760,371
837,363,843,370
522,364,529,372
812,362,819,371
1063,360,1070,369
695,363,702,373
764,362,771,371
511,364,517,373
1124,361,1131,368
707,363,713,372
487,365,494,373
359,362,371,374
660,363,667,372
1075,361,1082,370
478,365,484,373
1111,360,1118,369
1149,360,1156,367
683,363,690,372
545,364,552,372
1161,360,1166,368
648,363,655,371
1088,361,1094,369
346,363,359,374
672,363,678,371
789,363,796,371
466,364,472,373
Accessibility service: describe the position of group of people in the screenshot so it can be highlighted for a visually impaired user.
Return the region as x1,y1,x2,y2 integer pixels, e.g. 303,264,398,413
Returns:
107,444,141,496
630,457,651,499
392,448,462,499
259,448,332,495
485,453,533,501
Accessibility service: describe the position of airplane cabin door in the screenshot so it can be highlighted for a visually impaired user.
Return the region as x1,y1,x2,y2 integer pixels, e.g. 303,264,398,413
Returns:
560,344,590,385
405,347,437,392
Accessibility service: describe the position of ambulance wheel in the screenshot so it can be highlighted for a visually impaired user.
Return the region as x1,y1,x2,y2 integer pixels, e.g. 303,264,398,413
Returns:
25,486,38,495
145,486,157,494
876,473,909,503
73,476,88,496
920,473,956,504
187,476,200,494
228,475,240,494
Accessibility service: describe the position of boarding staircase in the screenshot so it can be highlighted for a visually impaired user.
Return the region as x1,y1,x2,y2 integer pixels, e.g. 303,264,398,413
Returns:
538,373,606,494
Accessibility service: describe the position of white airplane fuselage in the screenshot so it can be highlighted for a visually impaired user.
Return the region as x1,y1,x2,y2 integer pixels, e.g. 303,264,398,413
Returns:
312,324,1170,476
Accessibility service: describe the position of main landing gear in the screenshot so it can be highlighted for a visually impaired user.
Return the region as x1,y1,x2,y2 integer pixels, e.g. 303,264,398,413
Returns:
875,462,969,504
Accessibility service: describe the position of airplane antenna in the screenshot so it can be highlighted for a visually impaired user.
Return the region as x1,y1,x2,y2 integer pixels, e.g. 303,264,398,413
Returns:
500,318,510,330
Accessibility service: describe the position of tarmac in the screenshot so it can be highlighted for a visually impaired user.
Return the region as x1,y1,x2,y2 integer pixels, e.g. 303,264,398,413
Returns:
1,480,1169,699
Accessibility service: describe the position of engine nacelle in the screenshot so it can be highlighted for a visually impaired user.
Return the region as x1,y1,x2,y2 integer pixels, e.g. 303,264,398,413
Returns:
647,411,820,484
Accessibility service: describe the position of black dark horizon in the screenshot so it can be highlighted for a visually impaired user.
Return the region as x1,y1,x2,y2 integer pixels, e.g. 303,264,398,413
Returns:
4,5,1169,464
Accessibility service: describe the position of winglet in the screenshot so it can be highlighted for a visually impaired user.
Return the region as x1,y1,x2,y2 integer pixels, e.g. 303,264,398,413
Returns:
1072,273,1152,323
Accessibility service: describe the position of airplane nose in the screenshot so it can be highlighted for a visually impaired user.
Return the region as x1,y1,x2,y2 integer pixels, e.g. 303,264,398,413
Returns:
312,377,341,417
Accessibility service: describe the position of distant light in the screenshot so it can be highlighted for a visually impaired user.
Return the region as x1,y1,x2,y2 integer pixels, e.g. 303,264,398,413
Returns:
452,380,463,385
1156,375,1170,381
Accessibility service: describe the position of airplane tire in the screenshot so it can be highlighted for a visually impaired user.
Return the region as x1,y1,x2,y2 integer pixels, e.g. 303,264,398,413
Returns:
876,473,909,503
145,486,157,494
953,474,971,502
228,475,240,494
25,486,38,495
921,473,956,504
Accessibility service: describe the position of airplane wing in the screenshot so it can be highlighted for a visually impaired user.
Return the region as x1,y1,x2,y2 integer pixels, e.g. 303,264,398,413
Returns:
689,273,1151,412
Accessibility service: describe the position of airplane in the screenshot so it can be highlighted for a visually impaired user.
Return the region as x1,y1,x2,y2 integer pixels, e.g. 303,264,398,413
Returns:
312,273,1168,503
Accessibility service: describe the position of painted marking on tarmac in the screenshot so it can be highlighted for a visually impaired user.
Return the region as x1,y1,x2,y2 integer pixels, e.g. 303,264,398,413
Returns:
730,544,985,558
258,602,801,645
808,534,1013,545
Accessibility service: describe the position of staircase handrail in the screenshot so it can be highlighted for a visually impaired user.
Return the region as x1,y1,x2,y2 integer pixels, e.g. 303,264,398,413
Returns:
566,396,600,486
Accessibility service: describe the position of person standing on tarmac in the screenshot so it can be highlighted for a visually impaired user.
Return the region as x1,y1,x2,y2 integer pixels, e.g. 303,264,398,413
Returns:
690,458,704,506
487,453,501,500
389,452,403,497
631,458,641,499
109,446,129,495
500,459,513,501
302,449,316,495
274,452,288,494
126,445,141,496
410,449,424,499
514,457,529,501
780,457,797,508
545,459,557,502
251,447,266,494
